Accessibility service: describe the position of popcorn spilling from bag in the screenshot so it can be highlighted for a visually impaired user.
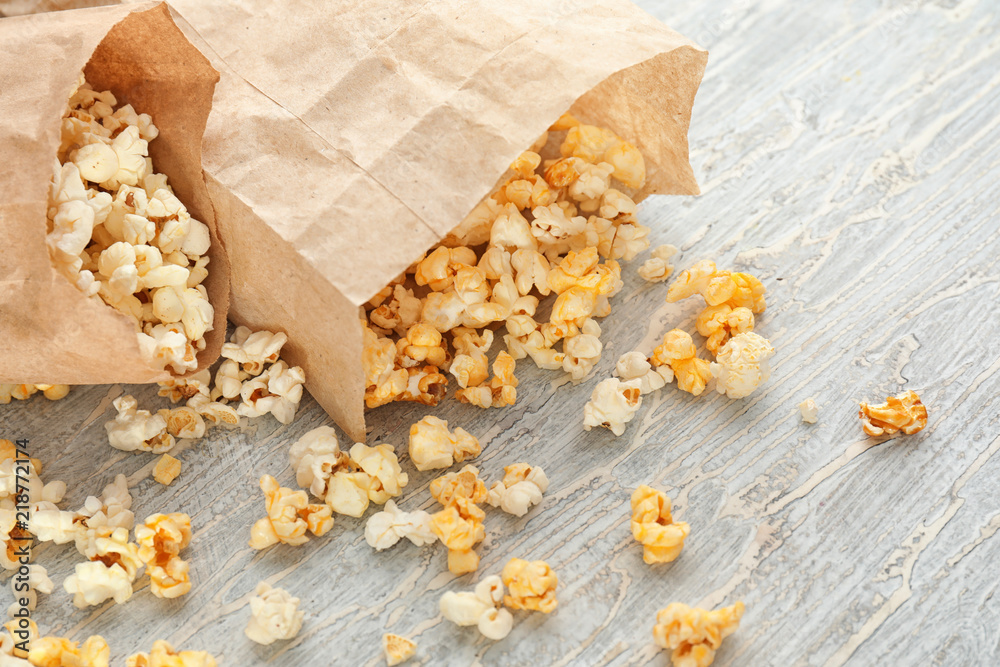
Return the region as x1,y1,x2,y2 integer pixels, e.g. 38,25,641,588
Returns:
363,113,647,410
0,385,71,404
48,75,215,375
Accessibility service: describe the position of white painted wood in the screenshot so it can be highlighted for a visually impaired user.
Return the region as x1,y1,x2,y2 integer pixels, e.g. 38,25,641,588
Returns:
2,0,1000,664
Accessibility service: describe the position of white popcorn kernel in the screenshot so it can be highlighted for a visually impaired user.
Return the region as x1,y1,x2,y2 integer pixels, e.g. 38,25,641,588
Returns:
440,592,488,627
71,142,119,184
137,324,197,375
48,200,95,264
289,426,347,498
364,499,437,550
478,607,514,641
486,463,549,517
562,331,603,381
237,360,305,424
349,443,409,504
325,472,372,518
105,395,174,453
157,368,211,403
151,287,184,323
158,406,207,440
614,351,673,394
408,416,481,471
186,393,240,427
583,378,643,437
490,204,537,251
799,398,819,424
440,575,512,640
75,473,135,532
221,328,288,376
245,582,304,645
710,332,776,399
104,125,148,188
63,559,134,608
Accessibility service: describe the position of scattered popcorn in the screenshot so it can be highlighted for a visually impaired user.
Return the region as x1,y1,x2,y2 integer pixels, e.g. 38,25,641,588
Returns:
709,332,775,399
7,564,52,618
27,635,109,667
696,304,754,356
51,76,216,374
638,244,678,282
105,395,174,453
365,500,437,551
799,398,819,424
126,640,217,667
562,320,603,381
63,526,142,608
430,466,487,575
288,426,349,498
349,443,409,504
439,576,514,640
408,416,481,472
382,633,417,666
157,406,206,440
221,326,287,375
245,582,303,645
249,475,333,549
73,473,134,533
653,601,745,667
501,558,558,613
667,260,766,313
631,485,689,564
135,513,192,599
152,454,182,486
456,351,519,408
615,351,673,394
157,369,210,403
858,390,927,436
487,463,549,517
236,359,306,424
582,378,642,436
650,330,712,396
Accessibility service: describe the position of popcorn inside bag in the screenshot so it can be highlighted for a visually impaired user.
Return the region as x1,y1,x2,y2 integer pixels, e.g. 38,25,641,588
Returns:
46,73,216,376
362,113,651,411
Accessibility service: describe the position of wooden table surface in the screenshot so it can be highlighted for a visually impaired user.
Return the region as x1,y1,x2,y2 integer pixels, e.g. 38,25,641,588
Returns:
4,0,1000,665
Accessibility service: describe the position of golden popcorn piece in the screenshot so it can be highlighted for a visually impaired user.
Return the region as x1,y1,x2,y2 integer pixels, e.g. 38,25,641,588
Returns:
126,640,217,667
383,633,417,666
349,443,409,504
650,330,711,396
486,463,549,517
135,513,192,599
630,485,689,564
858,389,927,436
799,398,819,424
36,384,71,401
501,558,558,613
696,304,754,356
668,260,766,314
652,601,745,667
429,466,488,575
408,415,481,472
249,475,333,550
152,454,182,486
27,634,110,667
415,246,477,292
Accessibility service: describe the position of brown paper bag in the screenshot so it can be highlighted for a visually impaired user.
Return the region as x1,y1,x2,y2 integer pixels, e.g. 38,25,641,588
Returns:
165,0,707,442
0,1,229,385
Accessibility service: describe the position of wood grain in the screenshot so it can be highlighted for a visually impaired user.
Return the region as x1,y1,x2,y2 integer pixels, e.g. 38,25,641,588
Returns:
3,0,1000,664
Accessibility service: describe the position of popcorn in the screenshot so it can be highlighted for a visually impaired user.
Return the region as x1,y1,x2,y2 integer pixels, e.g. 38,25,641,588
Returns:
630,485,689,564
382,634,417,666
135,513,192,598
709,332,775,399
236,360,306,424
639,244,678,283
349,443,409,503
365,500,437,550
440,576,514,640
2,618,37,660
653,602,745,667
430,466,487,575
249,475,333,549
157,369,211,403
560,119,646,189
51,77,215,376
799,398,819,424
288,426,349,498
501,558,558,613
6,564,52,617
408,416,481,471
185,393,239,428
105,395,174,453
396,323,448,368
325,470,372,518
157,406,206,440
75,473,134,532
27,635,110,667
615,351,673,394
455,352,518,408
126,640,217,667
63,526,142,608
415,246,477,292
486,463,549,517
583,378,642,437
152,454,182,486
562,324,603,381
696,305,754,356
650,330,712,396
667,261,766,313
245,582,303,645
858,390,927,436
370,283,422,336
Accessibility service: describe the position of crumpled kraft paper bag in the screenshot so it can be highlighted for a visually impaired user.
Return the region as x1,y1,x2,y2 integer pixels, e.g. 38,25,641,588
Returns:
172,0,706,442
0,1,230,385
